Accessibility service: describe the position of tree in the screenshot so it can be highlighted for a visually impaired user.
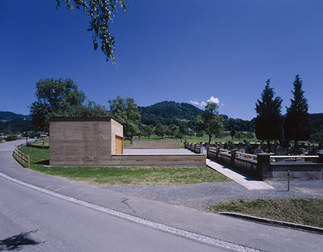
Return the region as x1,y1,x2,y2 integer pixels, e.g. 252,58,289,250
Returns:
284,75,312,147
230,129,236,142
56,0,127,62
255,79,283,151
30,78,86,131
143,125,154,138
155,123,166,139
196,103,223,144
57,100,109,117
108,96,141,143
168,124,179,138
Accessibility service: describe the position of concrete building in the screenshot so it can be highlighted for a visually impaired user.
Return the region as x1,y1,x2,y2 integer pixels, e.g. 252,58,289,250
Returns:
50,117,205,167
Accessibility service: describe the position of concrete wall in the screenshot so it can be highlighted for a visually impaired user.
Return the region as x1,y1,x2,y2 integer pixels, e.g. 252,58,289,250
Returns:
205,146,323,180
125,140,180,149
271,163,323,180
50,118,204,167
51,154,205,167
50,117,122,166
207,149,259,178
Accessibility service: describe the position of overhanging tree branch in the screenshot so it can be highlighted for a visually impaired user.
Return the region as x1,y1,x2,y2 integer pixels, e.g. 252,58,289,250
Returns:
56,0,127,62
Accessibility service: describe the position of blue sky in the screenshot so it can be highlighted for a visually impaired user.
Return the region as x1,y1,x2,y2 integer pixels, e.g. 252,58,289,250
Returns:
1,0,322,120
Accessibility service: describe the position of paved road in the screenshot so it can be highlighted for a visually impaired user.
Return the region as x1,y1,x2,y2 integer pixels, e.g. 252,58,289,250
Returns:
0,174,229,252
1,140,322,251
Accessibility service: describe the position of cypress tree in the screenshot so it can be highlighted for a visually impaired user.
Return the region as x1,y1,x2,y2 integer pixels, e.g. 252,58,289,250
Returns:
255,79,283,152
284,75,312,147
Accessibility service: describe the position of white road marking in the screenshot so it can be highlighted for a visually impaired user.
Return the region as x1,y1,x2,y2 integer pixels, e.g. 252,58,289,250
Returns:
0,172,262,252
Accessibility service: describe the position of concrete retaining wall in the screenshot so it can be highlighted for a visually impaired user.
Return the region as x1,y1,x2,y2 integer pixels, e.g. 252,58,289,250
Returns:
207,149,259,178
195,144,323,180
125,140,180,149
50,154,206,167
271,163,323,180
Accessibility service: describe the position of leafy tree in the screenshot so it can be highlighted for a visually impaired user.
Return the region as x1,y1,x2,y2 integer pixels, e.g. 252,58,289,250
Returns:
196,103,223,144
255,79,283,151
230,129,236,142
168,124,179,138
56,0,127,62
235,131,243,141
30,78,86,131
155,123,166,139
57,100,109,117
143,125,154,138
284,75,312,147
108,96,141,142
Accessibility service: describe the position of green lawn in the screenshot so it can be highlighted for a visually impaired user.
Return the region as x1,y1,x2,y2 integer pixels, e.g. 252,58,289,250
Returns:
20,146,230,186
125,133,259,148
209,198,323,228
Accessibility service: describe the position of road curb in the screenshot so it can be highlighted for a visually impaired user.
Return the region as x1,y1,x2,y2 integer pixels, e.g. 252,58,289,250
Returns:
219,212,323,235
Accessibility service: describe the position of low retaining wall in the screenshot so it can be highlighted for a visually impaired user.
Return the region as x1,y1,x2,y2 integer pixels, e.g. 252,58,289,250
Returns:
125,140,180,149
50,154,206,168
207,149,260,179
271,163,323,180
186,143,323,180
184,142,202,153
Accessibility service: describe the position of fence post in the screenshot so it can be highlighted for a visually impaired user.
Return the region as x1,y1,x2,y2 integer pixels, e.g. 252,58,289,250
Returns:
256,153,271,180
318,151,323,163
230,149,237,167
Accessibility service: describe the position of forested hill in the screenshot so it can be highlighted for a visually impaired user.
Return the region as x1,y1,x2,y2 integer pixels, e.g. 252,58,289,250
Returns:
0,107,322,134
0,111,30,122
138,101,255,131
138,101,202,126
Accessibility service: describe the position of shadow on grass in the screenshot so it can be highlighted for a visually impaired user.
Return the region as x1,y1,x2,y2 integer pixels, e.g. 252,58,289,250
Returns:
28,145,49,149
0,230,44,251
35,160,49,165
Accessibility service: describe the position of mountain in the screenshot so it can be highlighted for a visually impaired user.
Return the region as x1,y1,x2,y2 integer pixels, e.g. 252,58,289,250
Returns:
0,112,32,133
138,101,202,127
0,111,30,122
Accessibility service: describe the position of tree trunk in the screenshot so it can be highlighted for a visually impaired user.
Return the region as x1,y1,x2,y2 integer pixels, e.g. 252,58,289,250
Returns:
267,140,271,153
208,134,212,145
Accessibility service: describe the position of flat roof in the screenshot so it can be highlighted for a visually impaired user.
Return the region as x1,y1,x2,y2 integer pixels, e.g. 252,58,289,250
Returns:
50,117,113,122
123,149,197,155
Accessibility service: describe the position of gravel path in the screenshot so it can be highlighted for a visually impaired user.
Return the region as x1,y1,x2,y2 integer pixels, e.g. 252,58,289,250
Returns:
106,180,323,210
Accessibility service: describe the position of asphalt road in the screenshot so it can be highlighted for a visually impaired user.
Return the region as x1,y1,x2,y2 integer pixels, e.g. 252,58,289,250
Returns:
1,140,322,252
0,176,228,252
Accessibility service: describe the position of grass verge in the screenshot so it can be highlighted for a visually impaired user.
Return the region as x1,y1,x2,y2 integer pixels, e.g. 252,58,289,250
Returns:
209,198,323,228
19,146,230,186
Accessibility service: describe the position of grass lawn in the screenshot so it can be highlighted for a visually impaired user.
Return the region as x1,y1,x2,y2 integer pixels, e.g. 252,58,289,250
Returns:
124,133,259,148
209,198,323,228
19,146,230,186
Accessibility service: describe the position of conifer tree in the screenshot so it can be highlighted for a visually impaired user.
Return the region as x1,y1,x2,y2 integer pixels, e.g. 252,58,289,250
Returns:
255,79,283,152
284,75,312,147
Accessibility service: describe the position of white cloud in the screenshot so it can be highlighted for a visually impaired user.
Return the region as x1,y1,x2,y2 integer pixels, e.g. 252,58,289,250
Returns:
190,96,220,109
207,96,220,104
190,100,200,106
